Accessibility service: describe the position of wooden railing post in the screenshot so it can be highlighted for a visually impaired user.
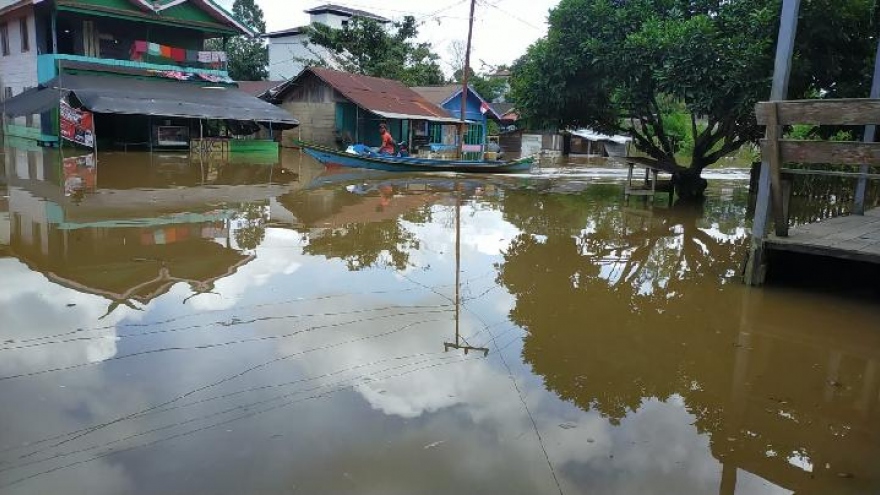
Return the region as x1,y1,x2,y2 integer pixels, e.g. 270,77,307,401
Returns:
766,103,789,236
854,40,880,215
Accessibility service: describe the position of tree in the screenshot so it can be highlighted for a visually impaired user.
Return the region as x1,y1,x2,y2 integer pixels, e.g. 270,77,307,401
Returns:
303,16,445,86
447,40,509,102
209,0,268,81
510,0,878,198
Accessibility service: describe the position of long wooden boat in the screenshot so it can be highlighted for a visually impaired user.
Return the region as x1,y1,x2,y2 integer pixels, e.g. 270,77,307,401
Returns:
296,141,534,174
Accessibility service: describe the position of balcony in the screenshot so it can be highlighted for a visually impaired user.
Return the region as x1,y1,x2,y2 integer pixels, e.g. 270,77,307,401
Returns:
38,52,230,85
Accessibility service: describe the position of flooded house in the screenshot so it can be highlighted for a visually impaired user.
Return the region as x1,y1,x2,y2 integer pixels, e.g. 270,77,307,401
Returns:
262,67,463,152
411,84,501,158
0,0,297,153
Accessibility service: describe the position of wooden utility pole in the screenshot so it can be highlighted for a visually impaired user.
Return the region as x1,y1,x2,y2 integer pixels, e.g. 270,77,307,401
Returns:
457,0,477,159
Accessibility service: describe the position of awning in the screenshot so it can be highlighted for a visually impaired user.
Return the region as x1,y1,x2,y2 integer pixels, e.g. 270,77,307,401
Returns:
372,110,477,125
0,85,68,117
570,128,632,144
3,74,299,128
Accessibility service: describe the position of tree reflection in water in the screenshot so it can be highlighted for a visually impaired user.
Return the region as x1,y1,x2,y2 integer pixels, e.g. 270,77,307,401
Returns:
496,185,749,423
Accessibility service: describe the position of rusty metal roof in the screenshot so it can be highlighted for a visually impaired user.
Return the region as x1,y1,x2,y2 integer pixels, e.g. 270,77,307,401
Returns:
236,80,284,97
410,85,460,106
276,68,463,123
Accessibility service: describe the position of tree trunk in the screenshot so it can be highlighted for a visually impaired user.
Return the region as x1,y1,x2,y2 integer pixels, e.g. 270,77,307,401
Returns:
673,166,708,201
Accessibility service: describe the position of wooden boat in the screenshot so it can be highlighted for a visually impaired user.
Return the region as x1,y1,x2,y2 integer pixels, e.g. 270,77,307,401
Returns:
297,141,534,174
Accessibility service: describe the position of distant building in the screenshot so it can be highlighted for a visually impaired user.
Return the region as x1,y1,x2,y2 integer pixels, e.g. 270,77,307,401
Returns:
265,4,389,82
264,67,461,150
411,84,499,156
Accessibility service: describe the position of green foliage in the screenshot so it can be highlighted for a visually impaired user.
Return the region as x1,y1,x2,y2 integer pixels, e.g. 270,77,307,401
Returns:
510,0,878,196
303,16,445,86
469,75,508,103
208,0,268,81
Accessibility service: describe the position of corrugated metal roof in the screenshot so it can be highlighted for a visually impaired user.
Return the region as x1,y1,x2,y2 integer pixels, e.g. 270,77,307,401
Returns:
8,74,299,126
304,4,389,22
236,80,284,97
264,26,308,38
277,68,458,123
410,85,460,106
411,84,501,120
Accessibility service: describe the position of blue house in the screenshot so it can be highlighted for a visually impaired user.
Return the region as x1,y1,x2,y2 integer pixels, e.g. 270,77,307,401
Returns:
411,84,499,158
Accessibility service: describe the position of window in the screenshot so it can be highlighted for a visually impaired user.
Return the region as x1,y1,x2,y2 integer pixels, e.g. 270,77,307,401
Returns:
0,23,9,56
19,17,28,52
3,87,12,100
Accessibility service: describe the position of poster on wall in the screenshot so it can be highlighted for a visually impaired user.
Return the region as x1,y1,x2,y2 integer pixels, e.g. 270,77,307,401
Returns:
63,154,97,197
60,99,95,148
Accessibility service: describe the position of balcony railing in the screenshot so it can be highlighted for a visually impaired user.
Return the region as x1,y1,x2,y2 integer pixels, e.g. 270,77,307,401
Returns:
37,53,231,85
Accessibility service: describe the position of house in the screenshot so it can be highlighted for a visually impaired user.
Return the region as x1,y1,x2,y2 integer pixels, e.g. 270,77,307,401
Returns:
490,102,517,130
410,84,500,158
265,4,389,81
264,67,463,151
0,0,297,151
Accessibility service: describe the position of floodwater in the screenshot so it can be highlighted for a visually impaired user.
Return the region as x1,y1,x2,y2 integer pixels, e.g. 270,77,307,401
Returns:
0,147,878,495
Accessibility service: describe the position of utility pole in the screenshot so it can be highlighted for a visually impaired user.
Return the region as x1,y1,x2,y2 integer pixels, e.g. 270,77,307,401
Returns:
457,0,477,159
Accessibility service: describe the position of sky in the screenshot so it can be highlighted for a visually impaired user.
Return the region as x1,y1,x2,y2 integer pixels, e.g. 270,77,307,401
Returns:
219,0,560,75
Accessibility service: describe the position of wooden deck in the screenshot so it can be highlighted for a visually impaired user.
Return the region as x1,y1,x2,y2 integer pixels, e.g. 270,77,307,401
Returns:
765,208,880,264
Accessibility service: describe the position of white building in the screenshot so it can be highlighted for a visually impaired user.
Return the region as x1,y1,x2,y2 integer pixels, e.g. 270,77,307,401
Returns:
0,0,40,131
266,4,388,82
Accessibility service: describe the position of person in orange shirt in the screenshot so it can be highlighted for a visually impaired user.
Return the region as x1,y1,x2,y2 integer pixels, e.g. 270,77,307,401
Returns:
378,123,395,155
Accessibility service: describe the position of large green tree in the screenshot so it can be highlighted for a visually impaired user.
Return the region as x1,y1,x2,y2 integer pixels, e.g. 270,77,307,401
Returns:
510,0,878,198
210,0,268,81
302,16,445,86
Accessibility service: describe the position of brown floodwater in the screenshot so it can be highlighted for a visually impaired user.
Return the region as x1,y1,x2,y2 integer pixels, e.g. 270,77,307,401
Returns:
0,146,878,495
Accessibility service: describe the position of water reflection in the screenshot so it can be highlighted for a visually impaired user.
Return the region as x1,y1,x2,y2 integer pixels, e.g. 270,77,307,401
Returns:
0,147,877,495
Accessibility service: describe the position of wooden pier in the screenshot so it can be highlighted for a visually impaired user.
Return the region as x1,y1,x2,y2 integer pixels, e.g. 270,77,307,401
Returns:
743,0,880,285
765,207,880,264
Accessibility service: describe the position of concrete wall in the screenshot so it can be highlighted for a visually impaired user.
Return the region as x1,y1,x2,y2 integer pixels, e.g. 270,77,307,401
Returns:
268,33,334,81
267,11,357,81
309,13,346,30
0,6,39,129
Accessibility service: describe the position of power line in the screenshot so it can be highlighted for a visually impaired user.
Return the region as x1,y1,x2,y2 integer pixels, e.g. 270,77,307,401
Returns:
476,0,545,31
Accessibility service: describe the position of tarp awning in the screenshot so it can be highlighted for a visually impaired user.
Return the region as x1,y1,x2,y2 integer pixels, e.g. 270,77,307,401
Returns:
0,85,67,117
570,128,632,144
3,74,299,128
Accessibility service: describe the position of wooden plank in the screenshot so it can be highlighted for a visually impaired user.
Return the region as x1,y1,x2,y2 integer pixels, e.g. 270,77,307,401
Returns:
781,168,880,180
765,103,789,236
765,238,880,264
756,99,880,125
761,140,880,166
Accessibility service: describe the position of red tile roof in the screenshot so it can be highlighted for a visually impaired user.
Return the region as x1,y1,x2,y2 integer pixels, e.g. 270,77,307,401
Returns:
277,68,462,123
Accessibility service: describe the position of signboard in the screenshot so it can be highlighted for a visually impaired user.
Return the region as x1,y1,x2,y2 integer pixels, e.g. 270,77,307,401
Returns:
60,100,95,148
63,154,97,197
